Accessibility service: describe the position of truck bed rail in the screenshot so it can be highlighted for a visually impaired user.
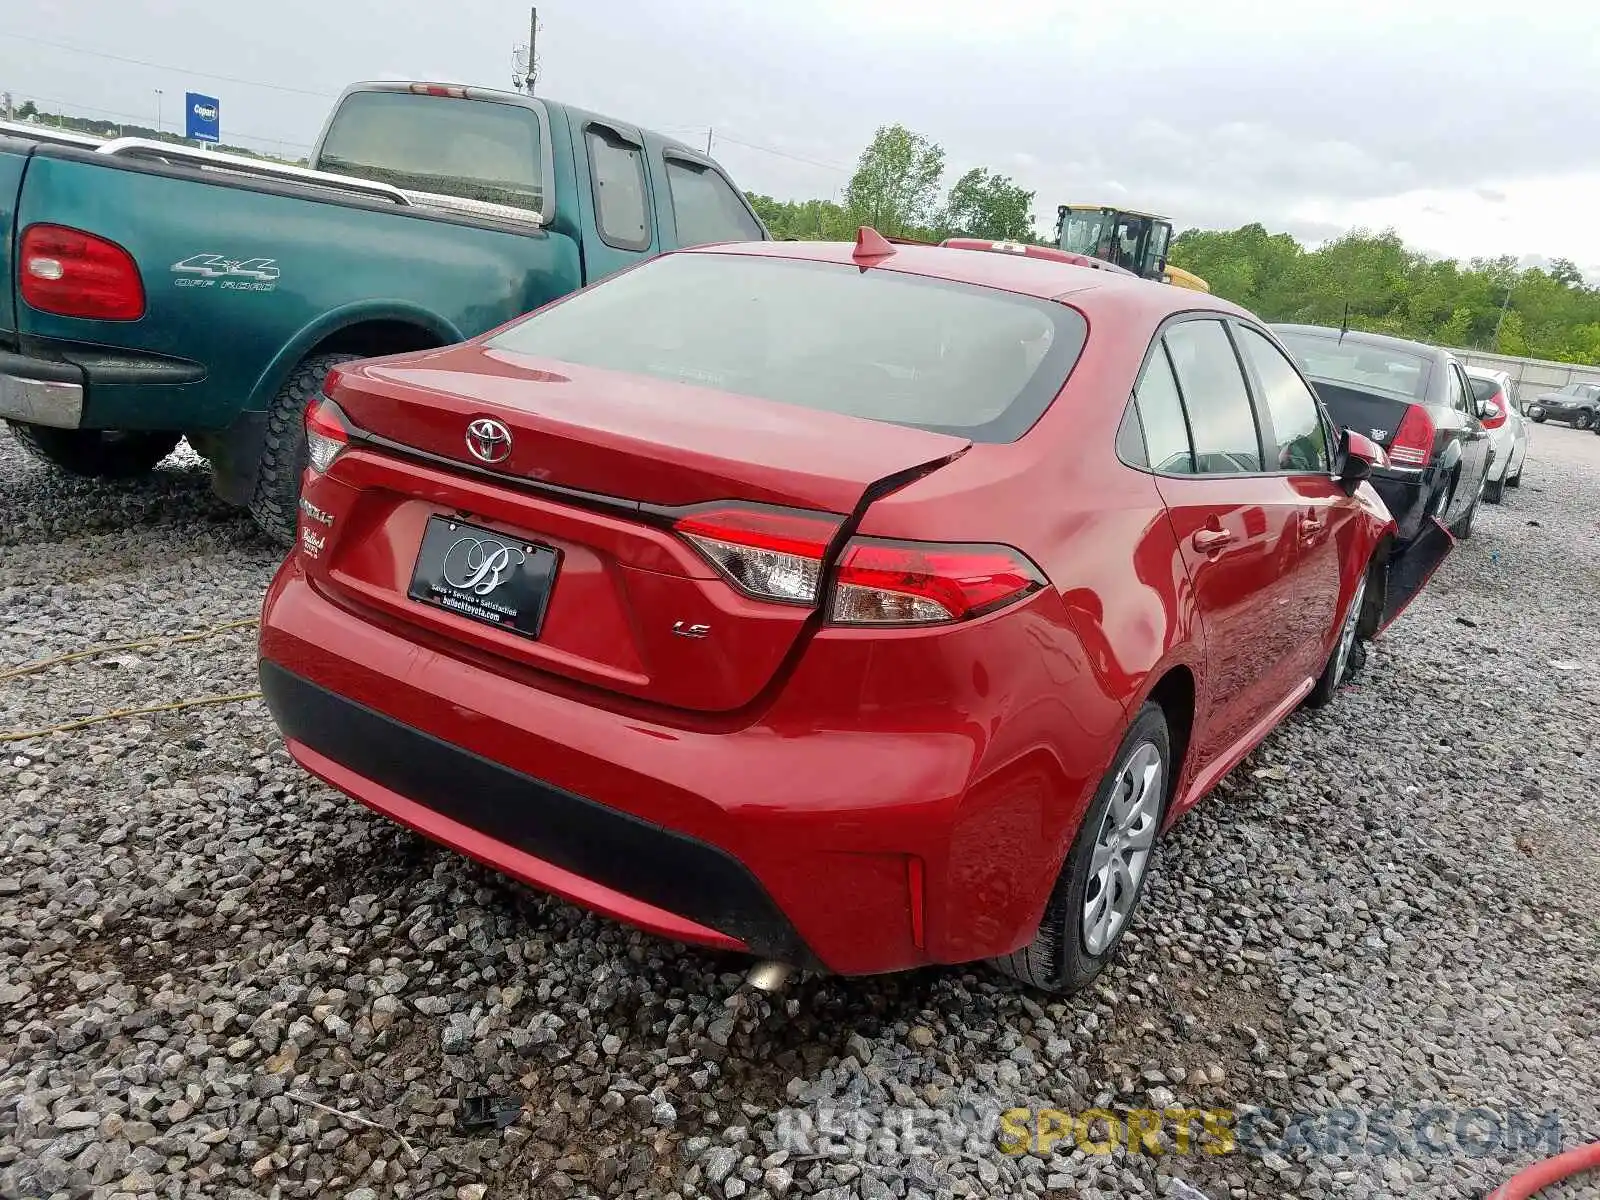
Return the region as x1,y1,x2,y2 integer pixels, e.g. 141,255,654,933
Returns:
0,120,107,150
94,139,412,206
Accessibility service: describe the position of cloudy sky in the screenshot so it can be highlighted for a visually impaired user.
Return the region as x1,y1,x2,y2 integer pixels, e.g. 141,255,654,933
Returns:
5,0,1599,273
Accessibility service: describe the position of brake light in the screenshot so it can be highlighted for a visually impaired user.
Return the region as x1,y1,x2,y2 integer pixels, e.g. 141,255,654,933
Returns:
19,224,145,321
1387,405,1436,466
304,396,349,474
675,506,843,605
831,539,1045,624
1480,390,1508,430
409,83,468,98
674,505,1046,625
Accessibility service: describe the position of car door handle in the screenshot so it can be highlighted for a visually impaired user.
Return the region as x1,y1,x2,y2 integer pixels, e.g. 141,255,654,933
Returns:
1191,528,1235,552
1300,514,1326,539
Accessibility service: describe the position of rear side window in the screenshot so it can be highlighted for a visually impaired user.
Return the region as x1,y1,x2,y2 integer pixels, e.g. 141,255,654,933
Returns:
1235,326,1331,473
586,128,651,251
1132,346,1195,473
486,252,1087,442
666,159,764,246
1164,320,1263,473
1468,376,1499,403
317,90,545,213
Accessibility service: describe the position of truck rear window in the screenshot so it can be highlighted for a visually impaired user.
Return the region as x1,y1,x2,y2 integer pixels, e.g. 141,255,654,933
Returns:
486,252,1086,443
317,91,544,213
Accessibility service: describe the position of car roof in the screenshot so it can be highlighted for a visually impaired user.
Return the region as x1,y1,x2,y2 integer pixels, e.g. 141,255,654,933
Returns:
1464,364,1510,381
1272,323,1452,361
685,239,1249,321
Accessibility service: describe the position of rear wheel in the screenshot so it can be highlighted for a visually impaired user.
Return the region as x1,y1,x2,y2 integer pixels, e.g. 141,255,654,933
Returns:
991,705,1169,994
1452,490,1479,539
1305,563,1371,709
7,422,180,478
249,352,362,545
1484,474,1506,504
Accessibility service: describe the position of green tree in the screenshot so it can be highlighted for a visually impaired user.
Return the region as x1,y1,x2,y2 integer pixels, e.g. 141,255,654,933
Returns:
17,100,37,120
843,124,945,239
940,167,1035,241
1548,257,1584,287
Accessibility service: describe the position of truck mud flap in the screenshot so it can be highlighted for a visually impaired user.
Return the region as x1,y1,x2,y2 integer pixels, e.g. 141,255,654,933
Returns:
1378,516,1456,634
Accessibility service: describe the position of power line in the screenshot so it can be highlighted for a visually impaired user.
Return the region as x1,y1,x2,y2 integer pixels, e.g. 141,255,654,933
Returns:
4,32,338,99
708,131,851,173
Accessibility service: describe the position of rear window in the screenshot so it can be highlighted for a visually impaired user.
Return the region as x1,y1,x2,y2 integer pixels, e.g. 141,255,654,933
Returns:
317,90,545,214
485,252,1088,442
1276,331,1430,403
1468,375,1501,403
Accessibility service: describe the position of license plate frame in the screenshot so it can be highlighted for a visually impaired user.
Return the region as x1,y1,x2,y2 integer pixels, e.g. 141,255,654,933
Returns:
406,516,559,639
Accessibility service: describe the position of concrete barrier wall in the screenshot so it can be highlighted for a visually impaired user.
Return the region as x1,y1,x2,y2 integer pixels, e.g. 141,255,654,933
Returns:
1448,347,1600,409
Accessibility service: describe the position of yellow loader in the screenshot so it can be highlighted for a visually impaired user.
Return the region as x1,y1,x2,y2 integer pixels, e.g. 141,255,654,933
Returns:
1055,205,1210,292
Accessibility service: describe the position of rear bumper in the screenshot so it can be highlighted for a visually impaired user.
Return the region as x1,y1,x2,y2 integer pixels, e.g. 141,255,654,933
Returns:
0,351,84,427
257,558,1098,974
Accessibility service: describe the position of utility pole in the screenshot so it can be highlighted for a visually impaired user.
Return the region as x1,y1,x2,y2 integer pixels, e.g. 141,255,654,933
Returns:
154,88,163,135
1491,282,1514,349
2,93,12,122
524,7,539,95
705,127,713,156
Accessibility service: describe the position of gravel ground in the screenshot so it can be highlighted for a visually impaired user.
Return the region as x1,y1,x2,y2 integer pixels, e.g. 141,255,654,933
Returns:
1,425,1596,1200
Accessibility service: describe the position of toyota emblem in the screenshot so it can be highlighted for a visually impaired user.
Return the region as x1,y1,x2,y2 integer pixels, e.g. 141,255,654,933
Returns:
465,417,513,465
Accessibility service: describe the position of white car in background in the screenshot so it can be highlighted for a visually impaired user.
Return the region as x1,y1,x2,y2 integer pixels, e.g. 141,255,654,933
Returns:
1465,366,1529,503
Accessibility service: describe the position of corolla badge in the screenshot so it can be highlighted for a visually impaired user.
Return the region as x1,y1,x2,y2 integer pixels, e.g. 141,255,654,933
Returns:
465,417,513,464
443,538,525,595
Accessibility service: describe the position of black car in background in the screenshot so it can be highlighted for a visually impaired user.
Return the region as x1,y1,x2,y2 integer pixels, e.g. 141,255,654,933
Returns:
1525,382,1600,429
1273,325,1493,542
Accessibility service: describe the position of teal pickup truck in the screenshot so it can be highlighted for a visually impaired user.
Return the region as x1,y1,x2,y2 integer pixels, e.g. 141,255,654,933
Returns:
0,82,766,538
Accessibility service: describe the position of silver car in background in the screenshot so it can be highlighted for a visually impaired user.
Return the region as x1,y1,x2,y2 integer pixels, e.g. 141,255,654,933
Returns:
1465,366,1529,503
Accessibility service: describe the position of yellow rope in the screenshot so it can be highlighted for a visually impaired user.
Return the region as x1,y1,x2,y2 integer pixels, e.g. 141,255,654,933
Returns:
0,691,264,743
0,617,259,682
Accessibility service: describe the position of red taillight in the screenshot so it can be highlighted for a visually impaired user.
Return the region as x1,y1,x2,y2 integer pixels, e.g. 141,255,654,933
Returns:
1387,404,1436,466
19,224,145,321
675,506,843,605
1481,390,1509,430
674,504,1046,626
831,538,1045,624
409,83,467,98
304,396,349,474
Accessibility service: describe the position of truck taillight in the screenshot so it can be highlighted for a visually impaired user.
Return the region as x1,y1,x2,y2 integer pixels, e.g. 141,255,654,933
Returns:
304,396,350,475
1387,404,1436,466
409,83,468,98
19,224,145,321
674,503,1046,625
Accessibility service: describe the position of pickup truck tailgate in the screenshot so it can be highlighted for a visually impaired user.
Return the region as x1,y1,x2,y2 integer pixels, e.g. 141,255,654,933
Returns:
0,138,28,336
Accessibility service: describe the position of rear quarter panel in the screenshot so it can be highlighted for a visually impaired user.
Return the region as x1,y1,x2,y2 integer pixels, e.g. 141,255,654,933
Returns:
846,287,1204,960
15,151,581,430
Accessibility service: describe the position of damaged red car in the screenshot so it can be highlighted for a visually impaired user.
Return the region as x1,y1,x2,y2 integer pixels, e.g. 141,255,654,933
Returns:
259,233,1402,992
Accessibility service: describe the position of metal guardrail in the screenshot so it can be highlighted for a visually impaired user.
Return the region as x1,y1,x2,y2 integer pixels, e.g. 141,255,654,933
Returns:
0,119,106,149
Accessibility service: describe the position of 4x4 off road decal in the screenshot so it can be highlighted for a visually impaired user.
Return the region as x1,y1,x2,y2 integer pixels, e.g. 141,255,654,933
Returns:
170,254,279,292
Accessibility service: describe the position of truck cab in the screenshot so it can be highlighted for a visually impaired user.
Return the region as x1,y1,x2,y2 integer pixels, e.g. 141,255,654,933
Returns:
0,82,767,539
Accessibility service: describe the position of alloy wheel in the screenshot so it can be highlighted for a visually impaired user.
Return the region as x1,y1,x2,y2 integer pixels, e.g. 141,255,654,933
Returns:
1334,573,1368,687
1082,742,1162,955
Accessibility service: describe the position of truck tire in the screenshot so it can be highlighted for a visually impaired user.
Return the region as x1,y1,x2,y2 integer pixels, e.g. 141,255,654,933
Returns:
249,352,361,545
6,422,181,478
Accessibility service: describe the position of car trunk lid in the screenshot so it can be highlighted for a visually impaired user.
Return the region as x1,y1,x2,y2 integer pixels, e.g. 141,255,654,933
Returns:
309,344,970,712
1307,381,1415,450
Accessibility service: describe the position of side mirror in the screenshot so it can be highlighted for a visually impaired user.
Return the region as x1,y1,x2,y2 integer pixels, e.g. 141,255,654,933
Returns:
1336,428,1385,495
1477,399,1503,422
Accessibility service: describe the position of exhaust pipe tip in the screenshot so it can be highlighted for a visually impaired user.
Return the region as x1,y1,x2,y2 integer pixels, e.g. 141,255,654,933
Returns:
745,961,794,993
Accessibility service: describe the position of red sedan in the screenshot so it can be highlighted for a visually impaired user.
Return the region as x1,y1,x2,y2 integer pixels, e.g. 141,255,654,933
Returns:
259,232,1395,992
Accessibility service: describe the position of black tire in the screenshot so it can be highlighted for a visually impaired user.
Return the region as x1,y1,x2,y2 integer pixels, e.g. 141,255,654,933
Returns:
991,704,1170,994
1452,491,1479,540
1305,558,1374,709
1483,474,1505,504
1576,410,1595,431
6,422,180,479
248,352,361,544
1507,469,1523,487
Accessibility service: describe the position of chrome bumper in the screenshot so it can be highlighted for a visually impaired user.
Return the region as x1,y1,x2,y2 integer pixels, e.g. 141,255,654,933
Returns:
0,370,84,428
